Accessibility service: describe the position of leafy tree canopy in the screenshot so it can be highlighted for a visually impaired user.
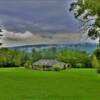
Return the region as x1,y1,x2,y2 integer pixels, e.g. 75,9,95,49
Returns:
70,0,100,41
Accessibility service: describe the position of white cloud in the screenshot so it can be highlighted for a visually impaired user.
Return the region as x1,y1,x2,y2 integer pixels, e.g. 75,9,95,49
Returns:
4,31,33,40
1,29,98,47
1,29,85,47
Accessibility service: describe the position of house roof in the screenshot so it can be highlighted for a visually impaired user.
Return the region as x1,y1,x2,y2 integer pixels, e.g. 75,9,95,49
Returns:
33,59,66,67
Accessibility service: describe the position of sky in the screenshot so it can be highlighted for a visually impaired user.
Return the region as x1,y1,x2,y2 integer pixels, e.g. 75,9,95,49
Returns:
0,0,98,47
0,0,81,33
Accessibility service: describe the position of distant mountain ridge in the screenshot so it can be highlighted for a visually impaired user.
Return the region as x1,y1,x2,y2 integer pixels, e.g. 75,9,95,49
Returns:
8,43,97,53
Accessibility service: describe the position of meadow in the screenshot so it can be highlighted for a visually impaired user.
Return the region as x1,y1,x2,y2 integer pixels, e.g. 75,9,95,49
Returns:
0,68,100,100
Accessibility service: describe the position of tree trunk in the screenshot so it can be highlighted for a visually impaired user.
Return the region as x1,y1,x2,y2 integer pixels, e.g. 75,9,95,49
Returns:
97,37,100,48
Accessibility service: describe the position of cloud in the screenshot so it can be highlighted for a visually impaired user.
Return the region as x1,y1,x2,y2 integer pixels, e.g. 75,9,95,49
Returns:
4,31,33,40
3,29,82,41
1,29,98,47
86,38,99,44
0,0,81,33
1,29,84,46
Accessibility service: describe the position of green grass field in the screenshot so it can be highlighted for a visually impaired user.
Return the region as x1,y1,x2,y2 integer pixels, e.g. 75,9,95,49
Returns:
0,68,100,100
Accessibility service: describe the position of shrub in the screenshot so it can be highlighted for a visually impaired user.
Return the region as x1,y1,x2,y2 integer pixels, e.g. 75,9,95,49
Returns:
97,69,100,73
24,61,32,69
52,64,61,71
91,55,99,68
47,67,54,71
75,63,84,68
53,67,61,71
91,55,100,74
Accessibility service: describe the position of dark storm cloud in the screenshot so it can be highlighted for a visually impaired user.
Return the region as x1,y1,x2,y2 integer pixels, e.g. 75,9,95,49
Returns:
0,0,81,33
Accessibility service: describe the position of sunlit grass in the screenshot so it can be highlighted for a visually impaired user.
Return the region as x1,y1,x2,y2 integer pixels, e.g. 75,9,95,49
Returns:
0,68,100,100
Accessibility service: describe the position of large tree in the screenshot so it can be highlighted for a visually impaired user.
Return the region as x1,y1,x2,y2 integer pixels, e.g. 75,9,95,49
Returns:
70,0,100,43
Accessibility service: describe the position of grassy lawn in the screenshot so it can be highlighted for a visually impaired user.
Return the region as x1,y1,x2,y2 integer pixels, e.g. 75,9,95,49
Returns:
0,68,100,100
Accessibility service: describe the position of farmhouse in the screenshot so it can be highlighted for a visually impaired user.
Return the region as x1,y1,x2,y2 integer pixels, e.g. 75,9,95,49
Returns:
32,59,68,70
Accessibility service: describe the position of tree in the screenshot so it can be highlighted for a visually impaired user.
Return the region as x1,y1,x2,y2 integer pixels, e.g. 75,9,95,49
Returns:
70,0,100,43
93,47,100,59
56,49,90,68
31,49,41,62
91,55,99,68
40,48,57,59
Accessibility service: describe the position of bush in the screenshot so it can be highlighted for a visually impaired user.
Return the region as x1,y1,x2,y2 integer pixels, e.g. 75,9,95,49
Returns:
91,55,100,74
91,55,99,68
52,64,61,71
75,63,84,68
53,67,61,71
33,65,45,71
97,69,100,73
24,61,32,69
47,67,54,71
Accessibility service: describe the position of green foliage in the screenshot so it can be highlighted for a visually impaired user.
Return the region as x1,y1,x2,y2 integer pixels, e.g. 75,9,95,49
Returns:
0,48,22,67
92,47,100,73
91,55,99,68
24,61,32,69
0,48,41,68
92,48,100,73
33,65,44,71
56,49,91,68
70,0,100,20
31,49,41,62
75,63,84,68
40,48,57,59
0,47,92,68
97,69,100,73
70,0,100,40
93,47,100,59
52,64,61,71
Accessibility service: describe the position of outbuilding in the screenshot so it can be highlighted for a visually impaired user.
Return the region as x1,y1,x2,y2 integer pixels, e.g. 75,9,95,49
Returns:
32,59,68,70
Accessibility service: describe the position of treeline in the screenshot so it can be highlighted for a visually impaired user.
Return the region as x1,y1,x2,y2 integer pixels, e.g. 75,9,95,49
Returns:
0,47,99,68
0,48,41,68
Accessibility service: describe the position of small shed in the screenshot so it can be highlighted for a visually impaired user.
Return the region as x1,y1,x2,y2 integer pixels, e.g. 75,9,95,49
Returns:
32,59,68,70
